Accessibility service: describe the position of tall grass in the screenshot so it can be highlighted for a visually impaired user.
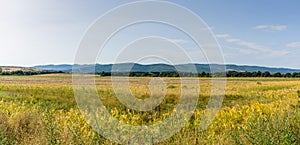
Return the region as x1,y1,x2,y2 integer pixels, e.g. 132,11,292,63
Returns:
0,75,299,144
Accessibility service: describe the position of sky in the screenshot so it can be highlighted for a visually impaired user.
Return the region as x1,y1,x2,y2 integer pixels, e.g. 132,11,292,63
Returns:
0,0,300,69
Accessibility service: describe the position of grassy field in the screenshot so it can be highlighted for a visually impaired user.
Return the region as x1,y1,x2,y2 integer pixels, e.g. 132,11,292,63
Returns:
0,75,299,144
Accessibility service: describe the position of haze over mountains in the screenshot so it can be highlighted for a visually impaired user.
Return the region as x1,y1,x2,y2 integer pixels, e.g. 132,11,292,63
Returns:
33,63,300,74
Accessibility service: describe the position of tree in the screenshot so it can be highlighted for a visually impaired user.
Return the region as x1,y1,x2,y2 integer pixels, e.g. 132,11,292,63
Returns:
272,72,282,77
263,71,271,77
256,71,262,77
292,72,300,77
284,73,292,78
0,67,2,74
200,72,207,77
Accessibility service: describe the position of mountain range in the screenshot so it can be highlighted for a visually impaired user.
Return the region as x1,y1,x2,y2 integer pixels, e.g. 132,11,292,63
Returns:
33,63,300,74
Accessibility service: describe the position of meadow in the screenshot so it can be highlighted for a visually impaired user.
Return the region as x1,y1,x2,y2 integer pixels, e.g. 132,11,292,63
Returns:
0,75,299,144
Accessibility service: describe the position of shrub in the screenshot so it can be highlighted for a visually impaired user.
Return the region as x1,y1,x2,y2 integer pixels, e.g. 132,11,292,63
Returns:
0,112,12,144
167,85,176,89
10,112,46,144
231,111,300,145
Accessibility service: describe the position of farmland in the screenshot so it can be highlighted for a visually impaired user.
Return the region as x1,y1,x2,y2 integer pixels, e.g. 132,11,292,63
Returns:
0,75,299,144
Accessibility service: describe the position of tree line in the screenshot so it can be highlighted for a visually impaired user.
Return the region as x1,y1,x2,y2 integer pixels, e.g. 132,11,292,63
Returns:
0,70,64,76
98,71,300,78
1,69,300,77
98,71,210,77
226,71,300,78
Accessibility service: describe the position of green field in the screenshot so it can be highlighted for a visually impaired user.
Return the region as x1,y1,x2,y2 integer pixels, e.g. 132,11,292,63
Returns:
0,75,299,144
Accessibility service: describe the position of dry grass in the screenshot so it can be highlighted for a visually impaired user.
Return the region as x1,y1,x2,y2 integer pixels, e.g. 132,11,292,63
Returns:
0,74,299,144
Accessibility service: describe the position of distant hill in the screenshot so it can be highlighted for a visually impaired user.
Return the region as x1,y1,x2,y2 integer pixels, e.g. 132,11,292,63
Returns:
0,66,40,72
0,66,63,76
33,63,300,74
33,64,73,71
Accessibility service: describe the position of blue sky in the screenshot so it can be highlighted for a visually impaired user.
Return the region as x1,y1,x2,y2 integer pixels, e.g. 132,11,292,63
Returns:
0,0,299,68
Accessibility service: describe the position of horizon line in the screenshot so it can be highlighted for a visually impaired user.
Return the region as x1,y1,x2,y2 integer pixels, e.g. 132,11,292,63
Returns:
1,63,299,70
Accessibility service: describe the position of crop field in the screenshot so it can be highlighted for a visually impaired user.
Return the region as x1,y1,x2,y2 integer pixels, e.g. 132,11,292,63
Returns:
0,75,299,144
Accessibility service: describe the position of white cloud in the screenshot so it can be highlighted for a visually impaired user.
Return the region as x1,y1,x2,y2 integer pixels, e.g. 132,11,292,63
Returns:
216,33,289,56
215,34,230,38
167,39,189,44
227,46,258,55
253,25,287,32
200,26,215,31
286,42,300,48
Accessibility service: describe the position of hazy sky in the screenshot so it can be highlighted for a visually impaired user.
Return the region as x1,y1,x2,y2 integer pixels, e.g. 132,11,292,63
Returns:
0,0,299,68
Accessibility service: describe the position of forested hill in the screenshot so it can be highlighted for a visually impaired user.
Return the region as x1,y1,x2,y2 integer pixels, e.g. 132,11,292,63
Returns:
33,63,300,74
